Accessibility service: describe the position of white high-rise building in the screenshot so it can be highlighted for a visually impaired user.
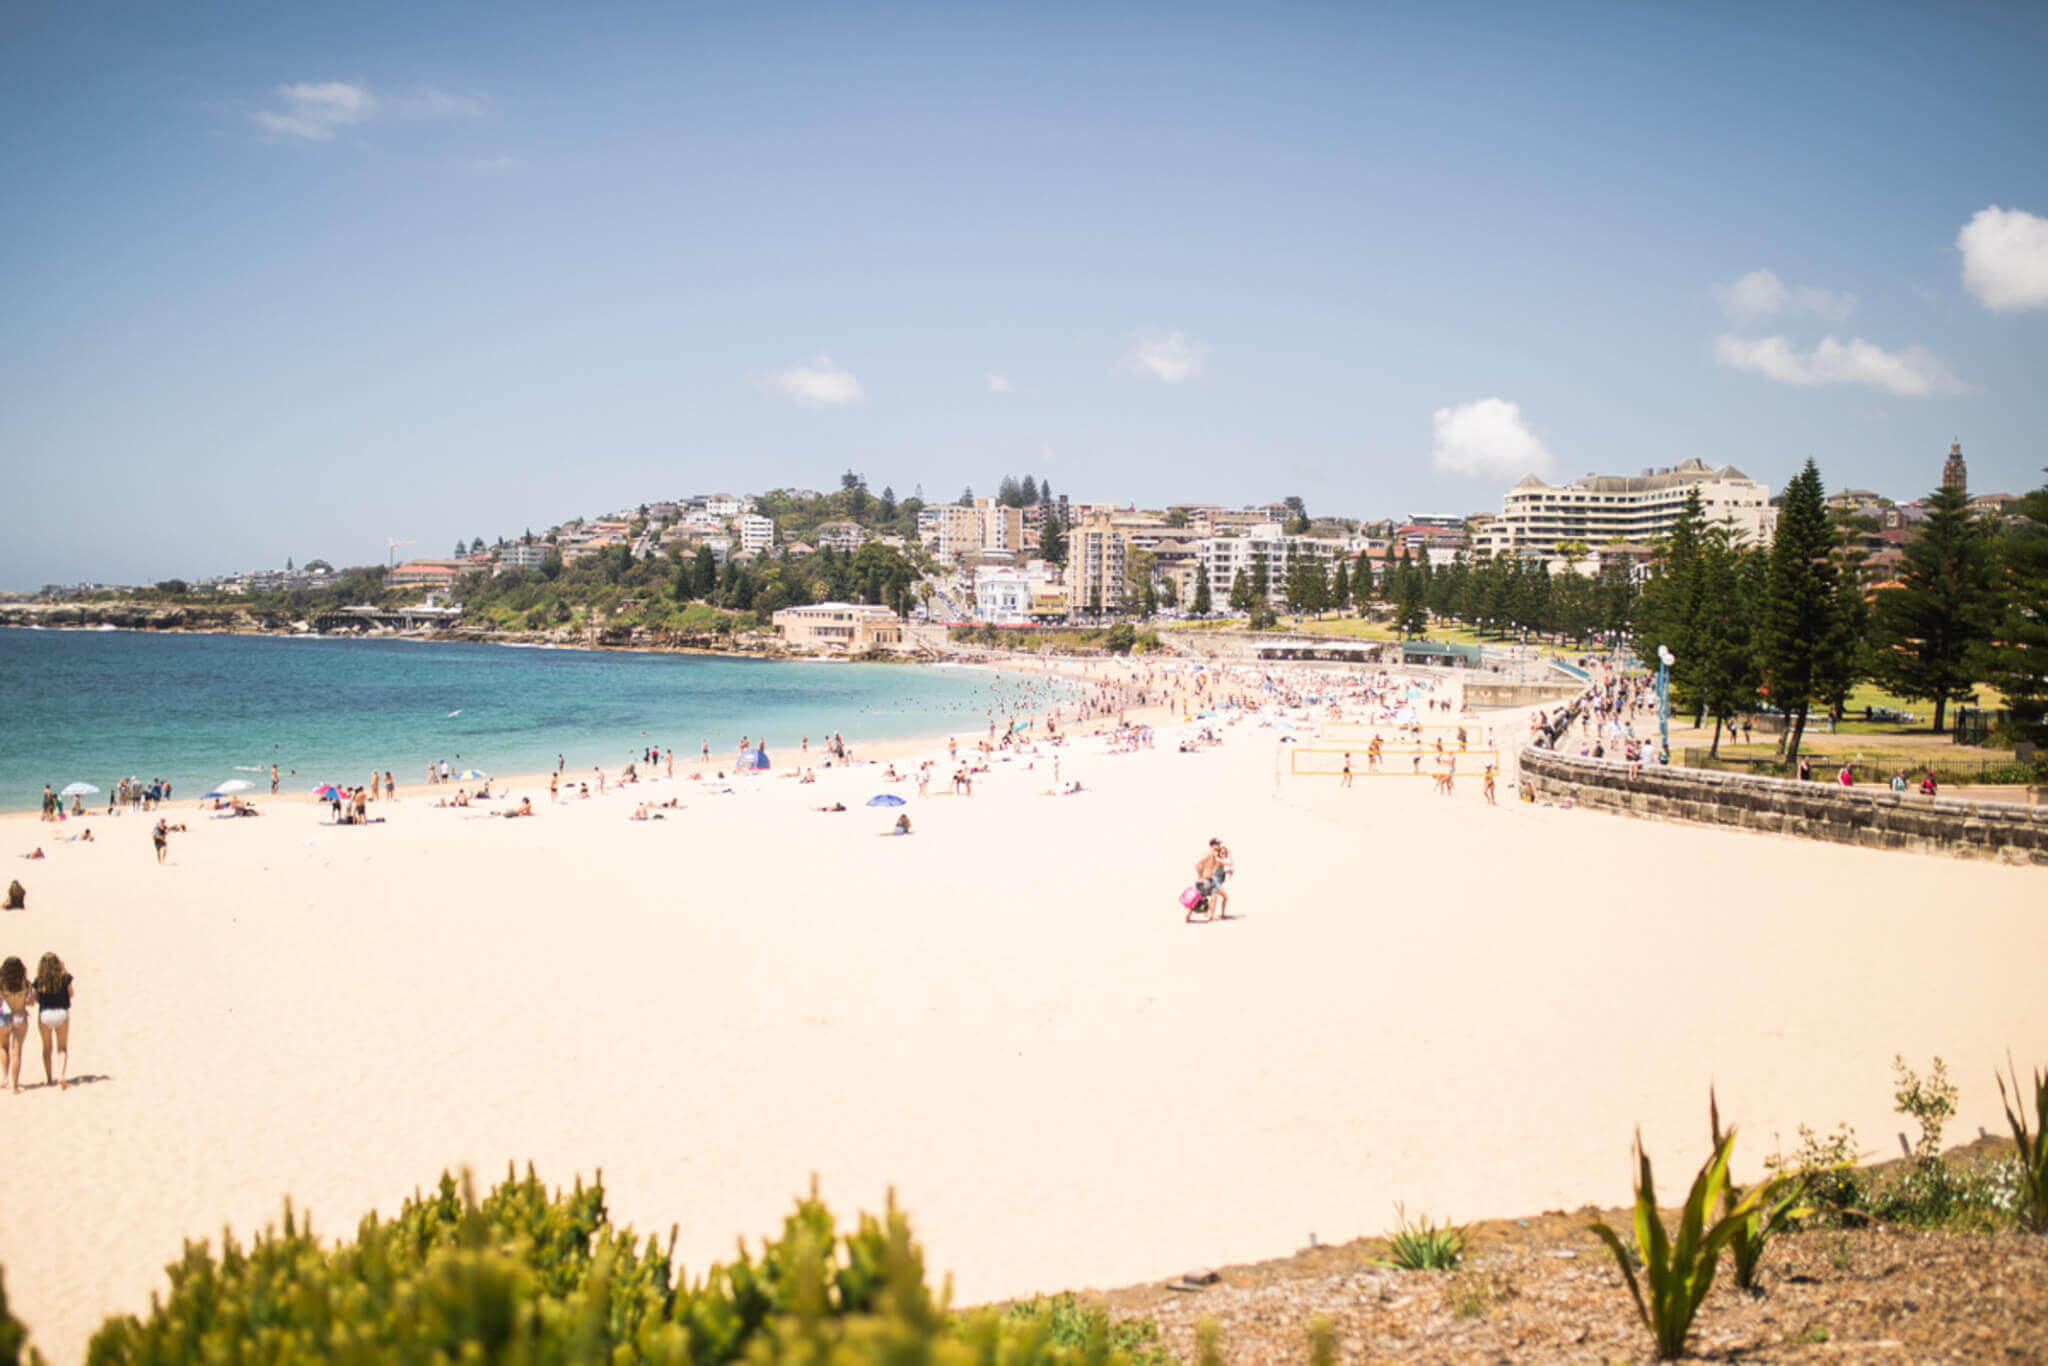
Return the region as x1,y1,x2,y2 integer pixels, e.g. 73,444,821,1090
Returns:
1476,459,1774,564
737,513,776,555
1196,524,1336,609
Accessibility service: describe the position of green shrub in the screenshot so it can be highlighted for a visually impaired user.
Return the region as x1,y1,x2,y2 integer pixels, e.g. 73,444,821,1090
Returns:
1893,1055,1958,1162
1001,1293,1172,1365
1590,1123,1774,1361
78,1167,1168,1366
1765,1122,1865,1226
1376,1204,1466,1271
1997,1056,2048,1234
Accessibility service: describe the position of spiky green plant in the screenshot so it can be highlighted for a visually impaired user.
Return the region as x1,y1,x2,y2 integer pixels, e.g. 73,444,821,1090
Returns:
1997,1055,2048,1234
1376,1204,1467,1271
1589,1123,1774,1360
1711,1091,1811,1291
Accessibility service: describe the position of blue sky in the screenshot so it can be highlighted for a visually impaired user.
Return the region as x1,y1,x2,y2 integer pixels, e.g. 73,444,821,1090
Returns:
4,1,2046,588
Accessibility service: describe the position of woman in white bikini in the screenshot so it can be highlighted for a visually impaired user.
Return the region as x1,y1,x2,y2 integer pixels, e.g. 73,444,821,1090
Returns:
0,956,31,1093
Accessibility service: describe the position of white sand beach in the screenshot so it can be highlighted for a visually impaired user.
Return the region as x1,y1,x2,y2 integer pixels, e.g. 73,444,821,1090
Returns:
2,663,2044,1361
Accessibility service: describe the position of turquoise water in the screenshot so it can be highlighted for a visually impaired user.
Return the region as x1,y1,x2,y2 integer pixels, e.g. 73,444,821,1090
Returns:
0,629,1062,811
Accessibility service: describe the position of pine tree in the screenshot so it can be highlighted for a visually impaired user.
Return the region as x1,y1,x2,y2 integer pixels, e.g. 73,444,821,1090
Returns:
1228,567,1252,613
1869,483,1997,732
1760,459,1838,766
1990,474,2048,750
1193,563,1212,616
1638,488,1706,716
1039,514,1066,565
1331,557,1350,613
1021,474,1039,505
1691,530,1760,754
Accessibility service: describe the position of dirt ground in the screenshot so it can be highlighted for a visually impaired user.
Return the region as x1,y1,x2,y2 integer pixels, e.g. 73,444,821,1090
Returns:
1098,1182,2048,1363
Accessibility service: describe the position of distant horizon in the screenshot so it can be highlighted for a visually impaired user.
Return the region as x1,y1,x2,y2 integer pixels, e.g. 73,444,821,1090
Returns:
6,3,2044,589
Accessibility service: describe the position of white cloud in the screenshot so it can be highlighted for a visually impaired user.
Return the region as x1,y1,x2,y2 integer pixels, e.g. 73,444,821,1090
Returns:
771,355,864,405
251,81,485,141
1127,331,1208,383
252,82,376,140
986,373,1013,393
1713,333,1965,397
1957,205,2048,312
1429,398,1555,479
1716,269,1856,322
472,154,521,173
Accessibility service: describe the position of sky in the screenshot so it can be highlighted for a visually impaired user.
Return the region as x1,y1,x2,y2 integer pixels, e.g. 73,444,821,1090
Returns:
4,1,2046,589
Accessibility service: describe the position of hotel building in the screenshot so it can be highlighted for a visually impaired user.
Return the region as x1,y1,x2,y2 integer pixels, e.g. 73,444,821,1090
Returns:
1475,459,1775,564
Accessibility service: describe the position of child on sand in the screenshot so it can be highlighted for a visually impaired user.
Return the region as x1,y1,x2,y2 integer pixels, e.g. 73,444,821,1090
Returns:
0,957,31,1093
34,953,72,1090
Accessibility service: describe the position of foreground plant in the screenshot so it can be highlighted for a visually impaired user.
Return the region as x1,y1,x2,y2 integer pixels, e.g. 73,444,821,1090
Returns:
80,1167,1173,1366
1590,1121,1775,1360
1377,1204,1467,1271
1998,1054,2048,1233
1711,1091,1810,1291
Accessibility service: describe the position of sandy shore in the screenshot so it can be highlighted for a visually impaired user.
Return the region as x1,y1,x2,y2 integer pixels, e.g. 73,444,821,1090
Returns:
1,663,2043,1362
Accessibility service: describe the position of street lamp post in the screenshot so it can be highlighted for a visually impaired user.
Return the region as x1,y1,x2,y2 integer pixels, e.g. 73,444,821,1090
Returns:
1657,644,1674,761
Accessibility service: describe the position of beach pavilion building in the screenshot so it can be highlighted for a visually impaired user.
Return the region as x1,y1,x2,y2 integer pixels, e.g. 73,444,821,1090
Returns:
771,603,905,653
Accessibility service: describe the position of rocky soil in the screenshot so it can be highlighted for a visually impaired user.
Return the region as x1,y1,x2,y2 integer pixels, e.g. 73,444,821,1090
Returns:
1098,1208,2048,1364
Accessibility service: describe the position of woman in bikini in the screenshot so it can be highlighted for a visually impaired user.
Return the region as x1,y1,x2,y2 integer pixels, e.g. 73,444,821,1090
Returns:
0,957,32,1093
34,953,72,1090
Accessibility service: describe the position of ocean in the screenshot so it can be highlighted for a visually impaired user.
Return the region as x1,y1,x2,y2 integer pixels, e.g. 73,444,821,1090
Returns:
0,628,1063,812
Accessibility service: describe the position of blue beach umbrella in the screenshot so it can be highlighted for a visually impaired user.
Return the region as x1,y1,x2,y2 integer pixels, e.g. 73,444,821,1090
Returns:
455,769,489,781
866,793,906,807
311,783,345,801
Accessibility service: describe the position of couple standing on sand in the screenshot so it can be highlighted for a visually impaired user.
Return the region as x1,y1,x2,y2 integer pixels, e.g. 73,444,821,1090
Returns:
0,953,74,1092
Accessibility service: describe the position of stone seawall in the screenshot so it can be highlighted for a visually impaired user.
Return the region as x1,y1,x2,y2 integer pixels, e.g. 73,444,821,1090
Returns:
1519,745,2048,866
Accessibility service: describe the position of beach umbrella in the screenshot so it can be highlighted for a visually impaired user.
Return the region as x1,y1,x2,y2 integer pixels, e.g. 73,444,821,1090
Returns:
213,778,253,793
455,769,489,781
866,793,907,807
311,784,345,801
59,782,99,797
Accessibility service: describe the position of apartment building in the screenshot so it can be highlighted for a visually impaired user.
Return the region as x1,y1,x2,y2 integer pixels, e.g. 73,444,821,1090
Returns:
918,498,1024,564
497,543,552,574
1196,524,1336,609
737,514,776,556
1475,459,1774,565
815,521,867,552
1066,511,1128,617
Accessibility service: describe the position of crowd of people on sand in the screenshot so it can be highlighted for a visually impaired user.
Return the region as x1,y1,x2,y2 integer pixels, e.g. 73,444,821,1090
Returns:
40,776,176,822
0,952,75,1093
